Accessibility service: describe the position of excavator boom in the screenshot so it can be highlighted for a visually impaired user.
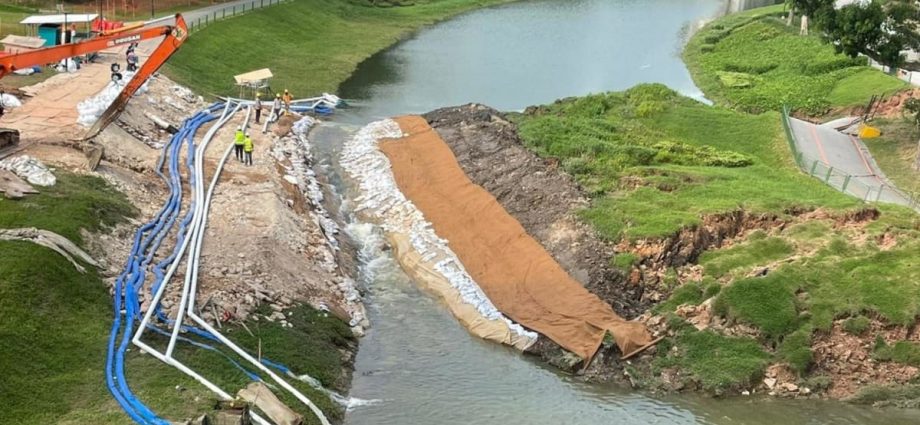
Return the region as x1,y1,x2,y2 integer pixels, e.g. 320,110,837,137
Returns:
0,15,188,140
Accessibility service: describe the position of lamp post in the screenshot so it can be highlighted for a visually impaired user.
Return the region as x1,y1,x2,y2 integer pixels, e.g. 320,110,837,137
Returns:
151,0,156,19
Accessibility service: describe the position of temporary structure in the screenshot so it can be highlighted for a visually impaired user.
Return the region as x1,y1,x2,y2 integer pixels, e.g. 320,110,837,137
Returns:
1,35,46,54
234,68,273,99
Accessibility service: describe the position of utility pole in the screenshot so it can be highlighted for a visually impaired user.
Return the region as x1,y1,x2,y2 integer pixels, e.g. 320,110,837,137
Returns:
151,0,155,19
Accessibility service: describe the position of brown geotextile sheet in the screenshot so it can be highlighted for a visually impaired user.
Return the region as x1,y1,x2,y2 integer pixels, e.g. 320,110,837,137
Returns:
379,115,654,360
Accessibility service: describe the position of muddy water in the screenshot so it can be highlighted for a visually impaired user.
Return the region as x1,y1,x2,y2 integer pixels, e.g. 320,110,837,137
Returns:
307,0,920,424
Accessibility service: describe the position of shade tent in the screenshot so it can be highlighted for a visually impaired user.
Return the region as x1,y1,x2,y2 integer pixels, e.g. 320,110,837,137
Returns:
234,68,273,98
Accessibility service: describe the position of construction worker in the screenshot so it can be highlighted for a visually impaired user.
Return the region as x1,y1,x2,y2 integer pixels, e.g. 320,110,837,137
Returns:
243,133,254,166
282,89,293,113
234,126,245,162
254,93,263,124
272,93,283,120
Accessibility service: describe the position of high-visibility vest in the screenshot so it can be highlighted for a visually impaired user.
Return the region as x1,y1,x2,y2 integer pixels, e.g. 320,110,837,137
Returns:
243,137,253,153
234,130,245,145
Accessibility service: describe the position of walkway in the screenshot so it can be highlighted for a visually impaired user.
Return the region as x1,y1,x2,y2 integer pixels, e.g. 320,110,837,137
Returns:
786,116,917,208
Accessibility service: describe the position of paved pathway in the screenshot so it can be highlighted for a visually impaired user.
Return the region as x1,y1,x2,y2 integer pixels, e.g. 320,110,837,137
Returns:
788,116,916,209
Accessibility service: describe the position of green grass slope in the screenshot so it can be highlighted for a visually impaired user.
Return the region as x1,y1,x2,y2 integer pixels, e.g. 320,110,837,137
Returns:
683,5,906,114
166,0,515,97
512,84,859,240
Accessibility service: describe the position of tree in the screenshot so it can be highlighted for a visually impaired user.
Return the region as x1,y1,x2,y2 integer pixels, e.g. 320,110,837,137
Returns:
822,0,920,71
790,0,834,35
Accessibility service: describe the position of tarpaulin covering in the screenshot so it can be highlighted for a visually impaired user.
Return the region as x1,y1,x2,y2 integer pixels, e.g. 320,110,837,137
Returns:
380,116,654,360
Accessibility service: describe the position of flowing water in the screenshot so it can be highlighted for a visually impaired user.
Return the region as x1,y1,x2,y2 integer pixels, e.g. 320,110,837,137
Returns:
306,0,920,423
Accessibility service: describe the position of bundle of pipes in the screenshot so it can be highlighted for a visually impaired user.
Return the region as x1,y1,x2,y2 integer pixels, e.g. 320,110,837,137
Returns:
104,101,333,425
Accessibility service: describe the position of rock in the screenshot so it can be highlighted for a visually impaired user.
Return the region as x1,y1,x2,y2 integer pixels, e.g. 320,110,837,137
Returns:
763,377,777,389
269,303,283,312
781,382,799,392
742,390,750,396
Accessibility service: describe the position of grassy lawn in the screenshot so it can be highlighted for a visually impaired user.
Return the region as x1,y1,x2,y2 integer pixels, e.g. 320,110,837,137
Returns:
865,118,920,195
165,0,516,97
0,173,355,424
512,84,859,240
0,3,36,37
684,4,906,115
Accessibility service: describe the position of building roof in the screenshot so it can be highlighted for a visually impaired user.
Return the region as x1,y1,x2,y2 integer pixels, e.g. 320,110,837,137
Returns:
234,68,273,85
1,35,46,49
20,14,99,25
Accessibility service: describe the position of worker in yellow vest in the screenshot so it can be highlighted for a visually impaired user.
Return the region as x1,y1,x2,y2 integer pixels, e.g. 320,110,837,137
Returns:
234,126,245,162
243,134,254,166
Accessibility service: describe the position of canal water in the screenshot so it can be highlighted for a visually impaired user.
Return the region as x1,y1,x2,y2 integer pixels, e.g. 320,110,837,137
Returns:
307,0,920,423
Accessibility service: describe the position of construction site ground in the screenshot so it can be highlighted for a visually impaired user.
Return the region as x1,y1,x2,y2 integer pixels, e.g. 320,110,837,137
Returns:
1,46,361,422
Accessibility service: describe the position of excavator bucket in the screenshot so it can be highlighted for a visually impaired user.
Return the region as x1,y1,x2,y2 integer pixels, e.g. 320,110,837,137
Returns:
83,15,189,141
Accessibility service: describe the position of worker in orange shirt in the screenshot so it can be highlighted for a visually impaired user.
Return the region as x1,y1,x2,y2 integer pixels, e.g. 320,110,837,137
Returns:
282,89,293,114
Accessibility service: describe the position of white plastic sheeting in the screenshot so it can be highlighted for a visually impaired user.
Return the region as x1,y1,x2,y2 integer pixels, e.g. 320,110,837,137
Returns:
341,119,538,343
76,72,150,127
0,155,56,186
1,93,22,109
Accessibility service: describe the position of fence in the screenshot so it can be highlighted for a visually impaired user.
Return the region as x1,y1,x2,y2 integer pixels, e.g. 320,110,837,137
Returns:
780,105,920,211
186,0,289,33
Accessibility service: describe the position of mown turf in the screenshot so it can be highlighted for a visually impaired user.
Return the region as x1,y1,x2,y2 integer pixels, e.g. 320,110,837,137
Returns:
512,84,859,240
165,0,516,97
0,173,354,424
683,5,906,114
864,118,920,196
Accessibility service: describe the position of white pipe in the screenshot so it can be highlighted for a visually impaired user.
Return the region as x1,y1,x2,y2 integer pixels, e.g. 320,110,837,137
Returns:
132,103,273,425
166,102,241,357
182,108,332,425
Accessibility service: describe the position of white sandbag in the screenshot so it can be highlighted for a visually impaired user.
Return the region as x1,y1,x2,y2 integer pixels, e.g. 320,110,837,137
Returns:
0,155,56,186
1,93,22,109
76,71,149,127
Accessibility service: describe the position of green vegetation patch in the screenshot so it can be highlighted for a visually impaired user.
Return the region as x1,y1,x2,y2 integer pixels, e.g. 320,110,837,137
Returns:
684,8,906,114
849,383,920,407
874,339,920,366
699,235,794,278
514,84,857,239
657,329,770,391
715,273,800,338
167,0,516,97
778,325,813,375
843,315,871,335
864,118,920,196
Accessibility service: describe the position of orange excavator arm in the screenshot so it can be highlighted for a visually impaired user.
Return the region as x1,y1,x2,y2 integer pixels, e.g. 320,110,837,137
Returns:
0,14,189,140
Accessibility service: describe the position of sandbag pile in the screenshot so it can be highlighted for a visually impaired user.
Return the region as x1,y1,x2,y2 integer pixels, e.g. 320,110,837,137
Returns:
0,155,56,186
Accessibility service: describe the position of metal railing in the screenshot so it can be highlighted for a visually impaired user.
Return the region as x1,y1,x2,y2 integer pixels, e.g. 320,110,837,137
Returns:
781,105,920,211
187,0,289,33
